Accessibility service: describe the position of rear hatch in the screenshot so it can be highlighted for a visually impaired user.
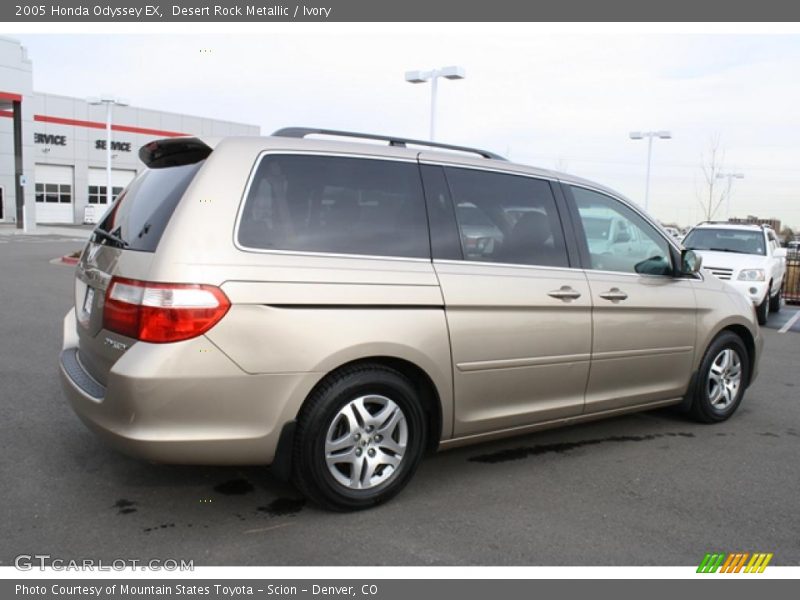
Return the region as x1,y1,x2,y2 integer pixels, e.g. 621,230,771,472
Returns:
74,138,211,385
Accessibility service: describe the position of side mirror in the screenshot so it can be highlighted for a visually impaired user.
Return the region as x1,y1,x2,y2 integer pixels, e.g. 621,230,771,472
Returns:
681,249,703,275
774,247,787,258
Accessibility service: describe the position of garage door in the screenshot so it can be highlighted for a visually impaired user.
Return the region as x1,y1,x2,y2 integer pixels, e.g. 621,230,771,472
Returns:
86,168,137,223
35,164,74,224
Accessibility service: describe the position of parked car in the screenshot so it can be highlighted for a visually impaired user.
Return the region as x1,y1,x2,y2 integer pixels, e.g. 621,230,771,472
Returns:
682,222,787,325
60,129,762,511
579,209,665,272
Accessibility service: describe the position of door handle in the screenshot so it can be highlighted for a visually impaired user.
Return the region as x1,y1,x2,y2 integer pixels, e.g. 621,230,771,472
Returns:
599,287,628,302
548,286,582,301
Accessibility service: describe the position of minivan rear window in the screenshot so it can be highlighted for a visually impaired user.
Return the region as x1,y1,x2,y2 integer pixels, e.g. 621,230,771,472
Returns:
237,155,430,259
93,161,204,252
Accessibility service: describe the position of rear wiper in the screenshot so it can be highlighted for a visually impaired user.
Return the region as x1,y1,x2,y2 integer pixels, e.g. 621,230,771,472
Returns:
92,229,129,248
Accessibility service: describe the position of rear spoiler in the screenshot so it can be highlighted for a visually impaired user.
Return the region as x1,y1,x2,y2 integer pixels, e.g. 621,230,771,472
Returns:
138,137,213,169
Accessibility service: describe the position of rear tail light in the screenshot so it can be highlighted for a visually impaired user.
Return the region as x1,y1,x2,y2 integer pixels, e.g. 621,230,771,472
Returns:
103,277,230,343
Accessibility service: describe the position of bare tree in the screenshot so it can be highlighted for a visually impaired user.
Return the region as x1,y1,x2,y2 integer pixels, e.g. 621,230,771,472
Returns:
696,135,728,222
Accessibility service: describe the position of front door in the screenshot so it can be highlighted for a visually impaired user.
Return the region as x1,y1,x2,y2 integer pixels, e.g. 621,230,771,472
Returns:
565,184,697,413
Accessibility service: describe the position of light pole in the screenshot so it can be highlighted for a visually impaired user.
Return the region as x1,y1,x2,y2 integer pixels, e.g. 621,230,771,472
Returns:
88,95,129,205
405,66,466,141
716,172,744,220
629,130,672,212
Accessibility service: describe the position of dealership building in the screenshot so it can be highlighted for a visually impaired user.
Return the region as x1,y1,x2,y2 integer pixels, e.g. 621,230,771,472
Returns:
0,37,260,227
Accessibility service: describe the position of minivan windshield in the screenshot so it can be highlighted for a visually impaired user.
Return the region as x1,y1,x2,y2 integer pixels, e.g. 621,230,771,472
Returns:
93,161,204,252
683,228,766,255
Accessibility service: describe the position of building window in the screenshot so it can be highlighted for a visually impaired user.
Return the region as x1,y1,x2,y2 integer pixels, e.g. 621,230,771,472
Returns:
35,183,72,204
88,185,123,204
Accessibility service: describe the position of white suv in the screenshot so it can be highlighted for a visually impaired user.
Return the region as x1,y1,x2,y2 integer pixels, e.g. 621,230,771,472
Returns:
683,222,787,324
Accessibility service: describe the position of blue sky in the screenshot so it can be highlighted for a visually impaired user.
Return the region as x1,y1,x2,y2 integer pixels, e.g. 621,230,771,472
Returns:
14,32,800,229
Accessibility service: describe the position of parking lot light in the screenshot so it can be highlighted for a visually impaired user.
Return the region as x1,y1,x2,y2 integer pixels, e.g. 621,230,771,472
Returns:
405,66,466,141
88,95,129,205
629,130,672,212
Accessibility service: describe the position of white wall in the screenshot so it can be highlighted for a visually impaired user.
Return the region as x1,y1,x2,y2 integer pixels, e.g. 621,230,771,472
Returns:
1,36,260,225
0,36,35,228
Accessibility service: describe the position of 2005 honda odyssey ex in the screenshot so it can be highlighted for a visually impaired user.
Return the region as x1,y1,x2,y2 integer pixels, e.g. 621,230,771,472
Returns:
60,128,762,510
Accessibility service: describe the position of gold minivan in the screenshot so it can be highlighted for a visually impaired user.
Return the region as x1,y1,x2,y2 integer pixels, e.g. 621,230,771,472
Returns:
60,128,762,510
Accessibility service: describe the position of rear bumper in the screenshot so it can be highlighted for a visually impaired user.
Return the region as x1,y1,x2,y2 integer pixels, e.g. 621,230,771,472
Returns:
59,309,320,465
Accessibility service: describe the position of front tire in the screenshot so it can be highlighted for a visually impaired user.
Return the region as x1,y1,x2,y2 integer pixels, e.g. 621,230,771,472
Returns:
688,331,750,423
756,292,770,325
769,282,783,313
292,364,427,511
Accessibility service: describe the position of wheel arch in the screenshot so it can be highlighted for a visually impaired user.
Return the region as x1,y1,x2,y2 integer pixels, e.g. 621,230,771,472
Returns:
305,356,444,454
720,324,756,389
272,354,446,481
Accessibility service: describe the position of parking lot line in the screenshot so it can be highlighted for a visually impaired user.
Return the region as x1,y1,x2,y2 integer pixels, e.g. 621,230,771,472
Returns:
243,522,296,535
778,311,800,334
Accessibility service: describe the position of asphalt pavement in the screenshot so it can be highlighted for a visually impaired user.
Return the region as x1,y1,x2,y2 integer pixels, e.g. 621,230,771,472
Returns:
1,234,798,566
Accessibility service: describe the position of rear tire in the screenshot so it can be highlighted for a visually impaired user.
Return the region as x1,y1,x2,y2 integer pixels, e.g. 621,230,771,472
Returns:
769,282,783,313
688,331,749,423
756,292,770,325
291,364,427,511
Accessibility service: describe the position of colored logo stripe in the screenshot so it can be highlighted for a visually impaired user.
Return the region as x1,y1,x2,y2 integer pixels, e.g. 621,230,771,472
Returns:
745,553,773,573
697,553,725,573
698,552,772,573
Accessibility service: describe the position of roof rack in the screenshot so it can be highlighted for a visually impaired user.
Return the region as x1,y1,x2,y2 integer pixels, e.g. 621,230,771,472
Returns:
271,127,507,161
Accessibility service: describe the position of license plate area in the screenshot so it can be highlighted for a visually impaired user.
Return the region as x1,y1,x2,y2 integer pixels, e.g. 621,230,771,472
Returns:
82,287,95,319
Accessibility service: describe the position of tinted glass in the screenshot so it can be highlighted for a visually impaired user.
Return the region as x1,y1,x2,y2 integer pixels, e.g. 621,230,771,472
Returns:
571,186,672,275
95,161,203,252
444,167,568,267
238,155,429,259
683,228,766,255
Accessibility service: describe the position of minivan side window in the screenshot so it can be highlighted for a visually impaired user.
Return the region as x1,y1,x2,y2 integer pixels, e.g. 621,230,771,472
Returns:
444,167,569,268
238,155,430,259
569,186,672,276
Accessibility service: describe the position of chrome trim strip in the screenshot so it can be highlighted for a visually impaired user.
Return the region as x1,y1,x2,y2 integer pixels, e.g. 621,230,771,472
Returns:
457,353,591,372
434,258,699,282
229,246,431,263
433,258,584,275
591,346,694,361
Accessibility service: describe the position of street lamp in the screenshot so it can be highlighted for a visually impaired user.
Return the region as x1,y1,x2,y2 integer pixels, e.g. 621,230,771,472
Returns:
88,95,129,205
629,130,672,212
405,66,466,141
716,172,745,220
